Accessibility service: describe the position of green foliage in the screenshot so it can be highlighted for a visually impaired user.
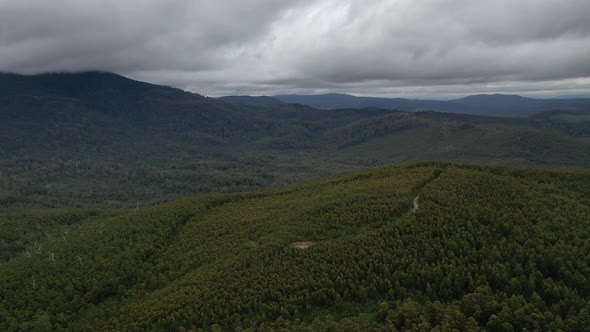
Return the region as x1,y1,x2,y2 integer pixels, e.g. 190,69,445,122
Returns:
0,208,125,262
2,73,590,208
532,109,590,137
1,162,589,330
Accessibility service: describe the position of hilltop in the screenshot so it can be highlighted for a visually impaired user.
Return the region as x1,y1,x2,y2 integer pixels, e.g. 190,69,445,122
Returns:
1,162,589,330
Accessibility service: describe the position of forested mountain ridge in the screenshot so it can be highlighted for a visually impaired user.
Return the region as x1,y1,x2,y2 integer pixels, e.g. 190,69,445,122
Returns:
270,93,590,117
1,162,589,330
275,93,590,117
218,95,285,105
274,93,464,114
1,72,589,208
0,72,395,206
532,109,590,137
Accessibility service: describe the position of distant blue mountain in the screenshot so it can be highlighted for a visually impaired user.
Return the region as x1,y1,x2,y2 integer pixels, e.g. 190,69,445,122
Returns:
554,94,590,99
254,93,590,117
218,95,284,106
273,93,459,113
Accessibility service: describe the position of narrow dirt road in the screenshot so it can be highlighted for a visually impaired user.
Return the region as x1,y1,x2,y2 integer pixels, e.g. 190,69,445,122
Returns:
413,195,420,212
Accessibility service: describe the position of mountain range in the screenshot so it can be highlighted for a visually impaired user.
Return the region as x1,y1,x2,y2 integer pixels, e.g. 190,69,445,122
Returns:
1,72,590,330
220,93,590,117
1,72,589,208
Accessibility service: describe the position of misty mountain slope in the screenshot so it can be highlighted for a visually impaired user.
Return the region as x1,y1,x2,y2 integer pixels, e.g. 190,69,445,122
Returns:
1,72,589,208
1,162,589,330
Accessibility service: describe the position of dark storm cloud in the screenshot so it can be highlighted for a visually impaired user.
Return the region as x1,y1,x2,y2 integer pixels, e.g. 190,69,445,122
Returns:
0,0,304,73
1,0,590,97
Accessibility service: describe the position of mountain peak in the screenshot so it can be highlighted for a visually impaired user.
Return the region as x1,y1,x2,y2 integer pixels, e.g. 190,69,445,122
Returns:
453,93,531,101
0,71,174,98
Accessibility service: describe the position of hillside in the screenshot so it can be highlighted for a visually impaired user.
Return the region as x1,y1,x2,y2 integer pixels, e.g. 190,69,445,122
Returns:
1,162,589,330
2,72,590,208
271,93,590,117
0,72,394,207
532,109,590,137
327,111,590,167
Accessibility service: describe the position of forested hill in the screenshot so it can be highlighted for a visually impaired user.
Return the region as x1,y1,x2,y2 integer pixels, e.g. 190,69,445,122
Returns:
0,72,395,206
1,162,589,330
2,72,589,208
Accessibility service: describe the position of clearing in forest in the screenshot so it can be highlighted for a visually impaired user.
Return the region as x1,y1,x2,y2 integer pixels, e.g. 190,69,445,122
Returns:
291,241,315,249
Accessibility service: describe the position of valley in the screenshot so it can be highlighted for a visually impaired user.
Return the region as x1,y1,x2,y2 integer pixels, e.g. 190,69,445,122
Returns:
1,73,589,208
3,2,590,331
1,73,589,331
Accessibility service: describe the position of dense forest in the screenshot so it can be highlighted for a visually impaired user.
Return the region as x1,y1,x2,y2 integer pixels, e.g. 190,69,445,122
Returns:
532,110,590,137
3,0,590,329
1,162,589,331
1,72,590,208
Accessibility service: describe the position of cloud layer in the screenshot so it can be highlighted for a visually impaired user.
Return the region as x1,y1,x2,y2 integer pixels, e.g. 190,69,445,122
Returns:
1,0,590,98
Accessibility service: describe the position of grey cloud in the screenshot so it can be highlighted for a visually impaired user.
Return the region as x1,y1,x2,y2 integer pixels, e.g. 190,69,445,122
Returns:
273,0,590,84
1,0,590,97
0,0,305,73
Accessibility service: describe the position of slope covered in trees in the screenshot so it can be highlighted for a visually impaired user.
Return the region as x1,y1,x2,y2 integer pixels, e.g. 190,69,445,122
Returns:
1,162,589,331
532,110,590,138
2,72,589,208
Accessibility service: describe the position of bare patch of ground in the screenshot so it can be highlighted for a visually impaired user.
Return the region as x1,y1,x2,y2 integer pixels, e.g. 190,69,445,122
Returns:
291,241,315,249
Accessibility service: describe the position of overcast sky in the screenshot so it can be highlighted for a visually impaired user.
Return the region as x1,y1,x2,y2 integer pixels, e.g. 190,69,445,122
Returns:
1,0,590,98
